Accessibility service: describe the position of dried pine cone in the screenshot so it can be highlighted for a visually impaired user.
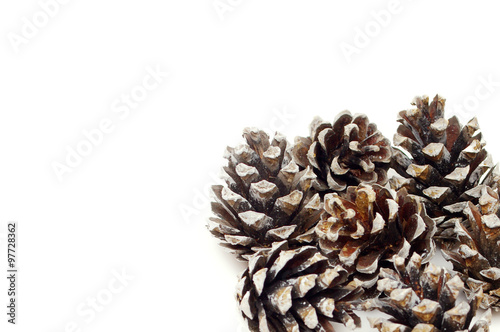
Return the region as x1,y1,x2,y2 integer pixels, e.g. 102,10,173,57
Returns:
440,185,500,309
209,128,322,260
237,241,363,331
391,94,495,216
315,183,436,276
367,253,491,332
292,112,392,192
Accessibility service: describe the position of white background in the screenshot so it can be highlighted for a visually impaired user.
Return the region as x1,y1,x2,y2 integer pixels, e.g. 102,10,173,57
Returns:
1,1,500,331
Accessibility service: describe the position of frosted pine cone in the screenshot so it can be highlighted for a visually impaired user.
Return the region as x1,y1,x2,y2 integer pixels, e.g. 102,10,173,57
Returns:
315,184,436,275
209,128,322,260
391,95,495,216
368,253,491,332
440,185,500,309
292,112,392,192
237,241,362,331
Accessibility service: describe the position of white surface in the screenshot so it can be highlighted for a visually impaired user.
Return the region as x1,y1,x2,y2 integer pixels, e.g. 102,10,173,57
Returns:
0,1,500,331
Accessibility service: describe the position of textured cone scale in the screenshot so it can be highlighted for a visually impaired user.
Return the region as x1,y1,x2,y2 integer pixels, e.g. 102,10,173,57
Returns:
439,185,500,309
236,241,362,332
209,128,322,260
291,112,392,192
315,183,436,276
367,253,491,332
391,95,495,217
436,185,499,242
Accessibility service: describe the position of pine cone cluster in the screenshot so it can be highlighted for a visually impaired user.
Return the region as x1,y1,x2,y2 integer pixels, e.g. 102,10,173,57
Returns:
207,94,500,331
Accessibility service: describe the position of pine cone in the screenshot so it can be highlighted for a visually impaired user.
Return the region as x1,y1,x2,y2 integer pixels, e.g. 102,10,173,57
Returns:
368,253,491,332
439,185,500,309
236,241,363,331
391,94,495,216
315,183,436,276
209,128,322,260
291,112,392,192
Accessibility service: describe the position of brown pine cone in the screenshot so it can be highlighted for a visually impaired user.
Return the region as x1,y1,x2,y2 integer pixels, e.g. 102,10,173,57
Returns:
439,185,500,309
367,253,491,332
236,241,363,331
291,112,392,192
209,128,322,260
391,94,495,216
315,183,436,276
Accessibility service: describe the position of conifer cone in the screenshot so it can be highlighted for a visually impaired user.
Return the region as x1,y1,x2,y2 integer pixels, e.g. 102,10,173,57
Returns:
291,112,392,192
439,185,500,309
391,94,495,216
315,183,436,276
367,253,491,332
209,128,322,260
236,241,363,332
